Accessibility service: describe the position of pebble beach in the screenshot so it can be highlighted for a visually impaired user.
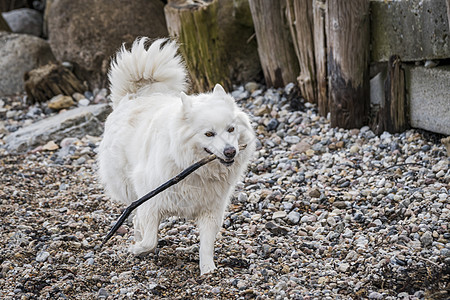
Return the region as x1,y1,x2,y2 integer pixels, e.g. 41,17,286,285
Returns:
0,84,449,299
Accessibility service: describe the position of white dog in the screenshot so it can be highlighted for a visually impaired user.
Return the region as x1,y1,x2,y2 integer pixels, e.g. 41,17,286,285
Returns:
98,38,255,275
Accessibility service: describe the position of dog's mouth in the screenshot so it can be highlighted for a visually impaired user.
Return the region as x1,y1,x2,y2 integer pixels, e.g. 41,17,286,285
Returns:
204,148,235,166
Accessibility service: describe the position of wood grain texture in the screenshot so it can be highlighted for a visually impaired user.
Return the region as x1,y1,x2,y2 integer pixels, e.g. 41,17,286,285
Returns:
286,0,318,104
313,0,328,116
24,63,85,104
249,0,299,88
326,0,370,128
165,0,260,93
165,0,231,92
372,55,408,134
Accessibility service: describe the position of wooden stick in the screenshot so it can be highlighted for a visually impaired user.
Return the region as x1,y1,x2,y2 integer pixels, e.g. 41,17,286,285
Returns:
101,144,247,247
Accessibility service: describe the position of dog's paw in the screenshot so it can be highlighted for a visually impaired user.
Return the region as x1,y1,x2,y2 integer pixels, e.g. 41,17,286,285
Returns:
200,263,216,276
129,242,155,257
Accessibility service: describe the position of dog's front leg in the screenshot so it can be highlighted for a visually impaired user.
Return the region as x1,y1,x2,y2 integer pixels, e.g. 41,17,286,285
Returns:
197,212,222,275
129,211,160,256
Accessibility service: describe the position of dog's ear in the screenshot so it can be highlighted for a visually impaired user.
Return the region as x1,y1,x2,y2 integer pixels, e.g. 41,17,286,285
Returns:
213,84,236,106
213,84,227,96
180,92,192,113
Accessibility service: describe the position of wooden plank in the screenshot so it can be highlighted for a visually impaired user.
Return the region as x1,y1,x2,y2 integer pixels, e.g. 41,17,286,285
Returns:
313,0,328,116
248,0,299,88
286,0,318,104
326,0,370,128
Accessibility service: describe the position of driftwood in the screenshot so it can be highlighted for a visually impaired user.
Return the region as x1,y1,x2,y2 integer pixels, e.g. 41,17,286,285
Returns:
24,63,85,104
101,144,248,247
313,0,328,116
248,0,299,87
286,0,318,104
326,0,370,128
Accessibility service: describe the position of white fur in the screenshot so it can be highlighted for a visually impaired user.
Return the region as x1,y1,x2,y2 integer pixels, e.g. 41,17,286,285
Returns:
98,37,255,275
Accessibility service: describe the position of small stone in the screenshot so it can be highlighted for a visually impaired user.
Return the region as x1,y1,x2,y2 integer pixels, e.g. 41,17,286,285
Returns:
349,145,360,153
272,211,287,219
284,135,301,144
98,288,109,299
338,262,350,272
436,170,445,178
424,60,438,68
72,92,85,101
265,222,289,235
255,106,269,117
36,251,50,262
305,149,315,156
326,216,336,227
48,95,75,111
420,231,433,246
287,211,300,224
251,214,261,221
42,141,59,151
336,141,345,148
244,82,259,93
266,118,279,131
78,98,90,107
291,141,310,153
368,292,383,299
309,189,321,198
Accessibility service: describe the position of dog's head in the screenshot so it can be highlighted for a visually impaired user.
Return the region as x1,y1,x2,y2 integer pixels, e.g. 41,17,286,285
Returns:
180,84,252,166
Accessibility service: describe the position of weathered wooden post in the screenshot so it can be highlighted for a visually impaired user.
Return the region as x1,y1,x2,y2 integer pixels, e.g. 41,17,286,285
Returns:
248,0,299,87
326,0,370,128
165,0,230,92
164,0,260,93
286,0,318,104
372,55,408,134
313,0,328,116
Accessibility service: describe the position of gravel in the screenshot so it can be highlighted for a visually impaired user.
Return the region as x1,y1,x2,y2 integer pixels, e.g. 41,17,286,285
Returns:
0,84,449,299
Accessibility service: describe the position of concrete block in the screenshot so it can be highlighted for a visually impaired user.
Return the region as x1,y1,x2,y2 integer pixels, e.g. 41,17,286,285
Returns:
406,65,450,135
371,0,450,62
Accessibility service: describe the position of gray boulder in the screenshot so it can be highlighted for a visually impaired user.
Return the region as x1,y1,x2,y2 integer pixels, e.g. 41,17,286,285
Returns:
5,104,112,153
0,32,56,96
46,0,168,88
2,8,43,36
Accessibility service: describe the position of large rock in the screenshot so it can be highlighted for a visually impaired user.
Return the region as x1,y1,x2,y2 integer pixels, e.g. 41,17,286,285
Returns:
5,104,112,152
2,8,43,36
371,0,450,62
0,32,56,96
407,66,450,135
46,0,168,88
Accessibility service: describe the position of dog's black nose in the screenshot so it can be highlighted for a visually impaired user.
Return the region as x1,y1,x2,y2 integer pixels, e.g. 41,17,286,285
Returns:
223,146,236,159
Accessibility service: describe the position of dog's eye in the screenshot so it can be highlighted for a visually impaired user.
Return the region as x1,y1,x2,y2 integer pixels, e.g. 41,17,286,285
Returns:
205,131,215,137
227,127,235,133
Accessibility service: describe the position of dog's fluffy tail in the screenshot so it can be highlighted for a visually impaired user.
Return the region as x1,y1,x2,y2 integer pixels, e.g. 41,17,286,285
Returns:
108,38,188,108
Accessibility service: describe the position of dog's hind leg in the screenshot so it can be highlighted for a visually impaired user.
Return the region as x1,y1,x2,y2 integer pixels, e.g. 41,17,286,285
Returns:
197,212,222,275
129,212,160,256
